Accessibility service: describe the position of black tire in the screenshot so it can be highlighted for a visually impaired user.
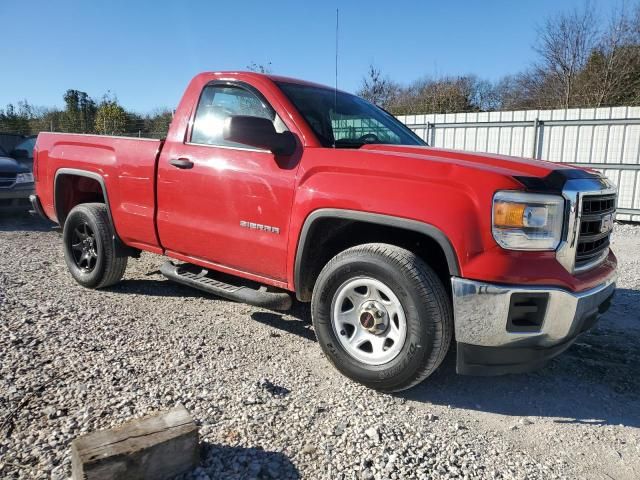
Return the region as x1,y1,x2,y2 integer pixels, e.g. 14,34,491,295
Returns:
311,243,452,392
62,203,128,289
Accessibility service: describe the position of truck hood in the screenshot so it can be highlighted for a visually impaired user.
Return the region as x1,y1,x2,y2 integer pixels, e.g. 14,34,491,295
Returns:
0,155,29,174
359,144,569,179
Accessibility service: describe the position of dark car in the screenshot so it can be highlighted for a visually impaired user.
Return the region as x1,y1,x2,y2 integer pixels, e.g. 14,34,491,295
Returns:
0,133,26,154
0,142,34,212
9,135,36,168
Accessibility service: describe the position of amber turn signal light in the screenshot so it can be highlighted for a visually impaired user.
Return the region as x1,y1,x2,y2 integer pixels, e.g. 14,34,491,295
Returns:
493,202,526,228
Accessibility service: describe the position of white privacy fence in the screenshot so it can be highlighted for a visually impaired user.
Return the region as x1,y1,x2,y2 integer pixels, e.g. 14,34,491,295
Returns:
398,106,640,222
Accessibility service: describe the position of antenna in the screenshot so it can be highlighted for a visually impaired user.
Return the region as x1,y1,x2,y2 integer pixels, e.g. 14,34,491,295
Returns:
333,8,339,148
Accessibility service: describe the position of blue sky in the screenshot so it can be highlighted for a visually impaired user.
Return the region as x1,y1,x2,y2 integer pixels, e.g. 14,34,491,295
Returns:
0,0,621,113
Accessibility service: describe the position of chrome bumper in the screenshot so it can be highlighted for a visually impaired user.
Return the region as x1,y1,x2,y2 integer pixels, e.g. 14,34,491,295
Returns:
29,194,47,219
452,274,616,348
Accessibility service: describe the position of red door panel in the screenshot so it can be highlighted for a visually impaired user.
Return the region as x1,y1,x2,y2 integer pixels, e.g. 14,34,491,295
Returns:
156,141,296,281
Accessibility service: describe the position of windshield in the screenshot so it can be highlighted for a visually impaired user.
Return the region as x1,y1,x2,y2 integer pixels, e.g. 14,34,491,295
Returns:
0,145,7,157
276,82,426,148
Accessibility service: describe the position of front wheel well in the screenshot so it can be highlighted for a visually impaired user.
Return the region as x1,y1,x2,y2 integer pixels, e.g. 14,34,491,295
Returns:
295,215,458,302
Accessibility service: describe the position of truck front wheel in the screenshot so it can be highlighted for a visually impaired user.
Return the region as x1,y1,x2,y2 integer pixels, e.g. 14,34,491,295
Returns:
62,203,128,289
311,243,452,392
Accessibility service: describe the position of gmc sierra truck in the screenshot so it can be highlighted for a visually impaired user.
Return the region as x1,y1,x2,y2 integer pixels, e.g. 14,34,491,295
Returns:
31,72,617,392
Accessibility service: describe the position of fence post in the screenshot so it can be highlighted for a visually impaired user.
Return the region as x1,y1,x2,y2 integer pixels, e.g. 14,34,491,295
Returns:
428,122,436,146
531,118,545,159
537,120,544,159
531,118,539,158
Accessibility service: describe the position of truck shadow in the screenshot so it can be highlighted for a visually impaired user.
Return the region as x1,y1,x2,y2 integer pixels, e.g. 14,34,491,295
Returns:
109,277,317,339
183,441,300,479
0,212,57,232
403,287,640,428
250,302,315,342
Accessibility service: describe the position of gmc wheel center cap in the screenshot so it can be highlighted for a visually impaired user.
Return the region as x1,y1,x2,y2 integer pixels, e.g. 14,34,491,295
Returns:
359,301,389,334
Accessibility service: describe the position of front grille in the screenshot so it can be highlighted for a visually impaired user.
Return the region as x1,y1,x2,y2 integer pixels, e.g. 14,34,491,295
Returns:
0,172,16,188
576,193,616,269
582,195,616,215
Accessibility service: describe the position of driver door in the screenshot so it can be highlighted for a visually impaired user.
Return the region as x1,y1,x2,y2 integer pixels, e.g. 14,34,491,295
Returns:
156,82,297,282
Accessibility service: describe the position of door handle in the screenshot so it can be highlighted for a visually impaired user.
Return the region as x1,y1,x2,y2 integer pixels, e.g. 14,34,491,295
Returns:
169,158,194,169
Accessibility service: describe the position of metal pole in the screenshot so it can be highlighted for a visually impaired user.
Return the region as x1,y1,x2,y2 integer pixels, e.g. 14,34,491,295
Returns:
537,120,545,159
531,118,539,159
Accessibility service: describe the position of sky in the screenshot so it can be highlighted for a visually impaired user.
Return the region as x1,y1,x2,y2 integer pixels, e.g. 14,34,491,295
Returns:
0,0,623,113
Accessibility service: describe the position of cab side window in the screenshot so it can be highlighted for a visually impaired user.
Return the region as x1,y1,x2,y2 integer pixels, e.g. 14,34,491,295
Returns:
191,84,287,148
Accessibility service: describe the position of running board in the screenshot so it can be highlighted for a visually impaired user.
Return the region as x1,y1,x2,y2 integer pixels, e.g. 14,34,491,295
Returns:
159,261,292,311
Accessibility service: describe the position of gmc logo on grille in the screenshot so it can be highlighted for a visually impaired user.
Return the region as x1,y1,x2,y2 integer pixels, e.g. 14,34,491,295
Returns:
600,214,614,234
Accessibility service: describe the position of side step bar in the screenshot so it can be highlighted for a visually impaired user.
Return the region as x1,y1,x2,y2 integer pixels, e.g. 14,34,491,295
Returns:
159,261,292,311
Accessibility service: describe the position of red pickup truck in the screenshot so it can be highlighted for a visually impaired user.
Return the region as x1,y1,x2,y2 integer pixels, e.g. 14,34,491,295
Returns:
31,72,617,391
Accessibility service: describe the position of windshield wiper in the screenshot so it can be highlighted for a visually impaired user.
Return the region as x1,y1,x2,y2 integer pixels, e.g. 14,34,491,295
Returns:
333,140,365,149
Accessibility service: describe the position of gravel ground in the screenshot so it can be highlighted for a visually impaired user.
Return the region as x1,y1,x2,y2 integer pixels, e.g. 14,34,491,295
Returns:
0,213,639,480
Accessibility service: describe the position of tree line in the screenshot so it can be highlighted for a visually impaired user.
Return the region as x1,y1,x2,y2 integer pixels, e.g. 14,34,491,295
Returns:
358,2,640,114
0,90,172,138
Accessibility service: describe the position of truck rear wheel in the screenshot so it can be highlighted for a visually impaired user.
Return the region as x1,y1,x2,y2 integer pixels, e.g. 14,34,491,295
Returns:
311,243,452,392
62,203,128,289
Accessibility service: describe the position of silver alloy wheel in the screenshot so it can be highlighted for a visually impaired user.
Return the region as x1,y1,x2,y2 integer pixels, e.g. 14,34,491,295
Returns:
331,276,407,365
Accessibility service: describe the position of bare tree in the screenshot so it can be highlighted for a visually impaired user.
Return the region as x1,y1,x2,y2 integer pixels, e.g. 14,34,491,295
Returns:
247,61,272,74
578,4,640,106
357,65,399,108
534,3,599,108
492,70,561,110
461,76,502,111
387,75,497,115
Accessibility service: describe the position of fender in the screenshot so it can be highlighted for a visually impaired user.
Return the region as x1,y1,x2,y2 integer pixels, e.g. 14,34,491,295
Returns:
54,168,137,257
294,208,461,299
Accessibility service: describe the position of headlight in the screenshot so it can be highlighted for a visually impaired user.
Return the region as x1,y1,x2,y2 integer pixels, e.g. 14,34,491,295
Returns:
15,173,34,184
492,191,564,251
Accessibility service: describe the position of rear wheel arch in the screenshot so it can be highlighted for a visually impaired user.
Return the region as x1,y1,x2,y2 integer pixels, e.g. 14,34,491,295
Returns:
294,209,460,302
54,168,110,226
54,168,137,257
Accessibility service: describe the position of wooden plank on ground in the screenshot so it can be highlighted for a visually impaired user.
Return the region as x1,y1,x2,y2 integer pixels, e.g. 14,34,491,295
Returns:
71,405,199,480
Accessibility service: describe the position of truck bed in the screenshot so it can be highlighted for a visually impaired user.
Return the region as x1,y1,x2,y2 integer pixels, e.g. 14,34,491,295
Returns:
35,132,164,251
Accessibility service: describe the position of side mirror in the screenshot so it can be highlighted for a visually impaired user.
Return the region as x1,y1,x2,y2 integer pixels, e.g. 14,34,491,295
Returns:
223,116,296,156
12,149,29,160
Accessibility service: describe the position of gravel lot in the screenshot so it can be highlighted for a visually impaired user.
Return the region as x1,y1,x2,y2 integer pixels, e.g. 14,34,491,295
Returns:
1,213,639,480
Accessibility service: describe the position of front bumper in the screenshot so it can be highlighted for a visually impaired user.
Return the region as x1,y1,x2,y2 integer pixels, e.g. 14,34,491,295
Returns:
0,184,34,211
452,273,616,375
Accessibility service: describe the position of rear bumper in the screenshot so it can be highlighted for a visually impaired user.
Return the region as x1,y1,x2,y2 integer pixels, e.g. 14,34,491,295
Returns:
0,184,34,211
452,273,616,375
29,194,47,219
